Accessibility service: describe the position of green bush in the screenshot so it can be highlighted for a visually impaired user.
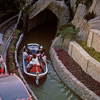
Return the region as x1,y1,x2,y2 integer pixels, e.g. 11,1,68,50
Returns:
77,40,100,62
57,23,79,40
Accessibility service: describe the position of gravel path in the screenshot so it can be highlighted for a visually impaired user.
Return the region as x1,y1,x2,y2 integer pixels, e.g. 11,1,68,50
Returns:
55,48,100,96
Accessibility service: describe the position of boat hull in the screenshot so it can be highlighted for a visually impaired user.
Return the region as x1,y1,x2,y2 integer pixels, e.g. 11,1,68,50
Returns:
22,43,48,84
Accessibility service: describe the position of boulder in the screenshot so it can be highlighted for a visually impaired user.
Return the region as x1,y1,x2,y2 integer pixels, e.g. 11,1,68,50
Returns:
70,0,77,13
89,0,100,16
72,3,87,28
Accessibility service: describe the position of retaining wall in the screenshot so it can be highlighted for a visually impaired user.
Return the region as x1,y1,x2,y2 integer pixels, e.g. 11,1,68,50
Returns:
87,29,100,52
50,36,100,100
68,41,100,83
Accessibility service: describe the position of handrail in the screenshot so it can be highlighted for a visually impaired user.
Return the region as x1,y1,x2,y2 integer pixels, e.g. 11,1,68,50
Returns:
0,15,18,28
2,33,13,61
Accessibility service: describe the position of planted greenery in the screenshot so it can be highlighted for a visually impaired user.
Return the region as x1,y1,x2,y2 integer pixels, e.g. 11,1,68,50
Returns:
57,23,79,40
77,40,100,62
7,29,20,76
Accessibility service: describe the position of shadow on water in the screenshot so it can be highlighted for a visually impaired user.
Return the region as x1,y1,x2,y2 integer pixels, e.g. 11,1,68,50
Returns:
18,11,82,100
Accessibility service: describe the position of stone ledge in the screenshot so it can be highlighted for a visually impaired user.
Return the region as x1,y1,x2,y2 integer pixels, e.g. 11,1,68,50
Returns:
50,46,100,100
68,41,100,83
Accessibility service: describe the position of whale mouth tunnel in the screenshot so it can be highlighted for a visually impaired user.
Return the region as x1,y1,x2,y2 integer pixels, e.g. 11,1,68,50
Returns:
18,9,58,57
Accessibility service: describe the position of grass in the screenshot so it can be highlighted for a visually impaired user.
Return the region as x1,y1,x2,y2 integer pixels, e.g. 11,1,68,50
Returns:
77,40,100,62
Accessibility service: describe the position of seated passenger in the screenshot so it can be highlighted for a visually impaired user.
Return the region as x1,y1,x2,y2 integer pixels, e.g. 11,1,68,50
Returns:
27,53,32,63
31,54,40,66
0,63,5,74
23,49,28,66
26,54,40,72
0,55,4,63
36,50,41,59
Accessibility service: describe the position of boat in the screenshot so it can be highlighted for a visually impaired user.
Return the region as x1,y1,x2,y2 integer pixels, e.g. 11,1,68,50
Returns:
22,43,48,85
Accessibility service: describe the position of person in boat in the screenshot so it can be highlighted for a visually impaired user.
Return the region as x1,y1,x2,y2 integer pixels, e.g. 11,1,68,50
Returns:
26,54,40,72
23,49,28,66
36,50,41,59
0,55,4,63
27,52,32,63
39,45,45,55
0,55,5,74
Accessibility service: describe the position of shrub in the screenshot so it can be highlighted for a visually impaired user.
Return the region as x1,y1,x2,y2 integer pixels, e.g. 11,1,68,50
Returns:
57,23,79,40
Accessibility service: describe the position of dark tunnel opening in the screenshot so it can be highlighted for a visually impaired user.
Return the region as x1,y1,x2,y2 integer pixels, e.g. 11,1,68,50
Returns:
19,9,58,57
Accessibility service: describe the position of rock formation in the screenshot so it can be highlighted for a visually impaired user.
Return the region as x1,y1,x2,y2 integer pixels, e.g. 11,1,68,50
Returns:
27,0,70,30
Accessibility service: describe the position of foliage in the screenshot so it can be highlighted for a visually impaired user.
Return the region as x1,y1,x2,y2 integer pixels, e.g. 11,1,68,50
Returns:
77,40,100,62
57,23,79,40
7,29,20,76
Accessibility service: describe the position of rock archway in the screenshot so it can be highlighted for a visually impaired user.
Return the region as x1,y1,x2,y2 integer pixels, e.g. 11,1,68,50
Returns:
28,0,70,31
28,9,58,31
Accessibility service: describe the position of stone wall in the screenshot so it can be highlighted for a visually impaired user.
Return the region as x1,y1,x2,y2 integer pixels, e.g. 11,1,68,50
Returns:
51,35,70,50
89,0,100,16
50,37,100,100
87,29,100,52
68,41,100,83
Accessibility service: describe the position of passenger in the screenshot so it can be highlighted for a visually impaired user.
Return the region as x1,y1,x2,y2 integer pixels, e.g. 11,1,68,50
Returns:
27,54,40,72
0,55,4,74
39,46,44,53
36,50,41,59
31,54,40,66
0,55,4,63
27,52,32,63
23,49,28,66
0,65,4,74
42,54,46,63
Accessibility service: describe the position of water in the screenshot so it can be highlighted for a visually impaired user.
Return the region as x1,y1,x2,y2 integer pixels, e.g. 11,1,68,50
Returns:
18,20,82,100
27,61,81,100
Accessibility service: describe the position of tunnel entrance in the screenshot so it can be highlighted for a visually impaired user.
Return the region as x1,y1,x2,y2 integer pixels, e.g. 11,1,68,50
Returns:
28,9,58,34
19,9,58,57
